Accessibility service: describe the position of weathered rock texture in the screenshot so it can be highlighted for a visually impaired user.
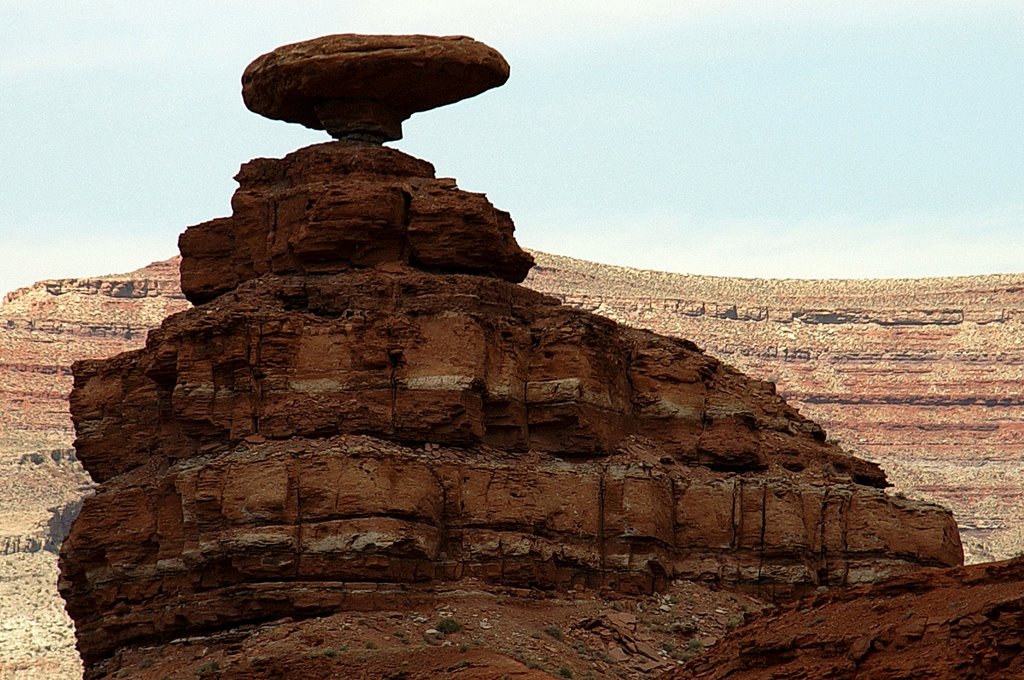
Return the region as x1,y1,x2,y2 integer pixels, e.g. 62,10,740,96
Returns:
242,34,509,142
0,258,187,553
69,580,763,680
0,259,188,679
665,556,1024,680
178,143,533,304
525,252,1024,564
59,34,961,679
1,257,188,455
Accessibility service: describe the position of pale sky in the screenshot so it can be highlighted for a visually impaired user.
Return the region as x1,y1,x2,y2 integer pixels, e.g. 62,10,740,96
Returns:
2,1,1023,296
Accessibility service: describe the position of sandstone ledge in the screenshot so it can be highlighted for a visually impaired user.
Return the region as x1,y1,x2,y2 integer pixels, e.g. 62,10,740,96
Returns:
178,143,534,304
61,434,960,665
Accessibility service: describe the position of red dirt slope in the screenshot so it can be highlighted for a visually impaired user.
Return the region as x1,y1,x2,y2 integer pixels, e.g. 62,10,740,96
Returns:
666,556,1024,680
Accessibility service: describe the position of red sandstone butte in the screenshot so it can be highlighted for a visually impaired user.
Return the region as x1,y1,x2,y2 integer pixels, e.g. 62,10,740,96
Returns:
58,34,962,679
177,142,533,304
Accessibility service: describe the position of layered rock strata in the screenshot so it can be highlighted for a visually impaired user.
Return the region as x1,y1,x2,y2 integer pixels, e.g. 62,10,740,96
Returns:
666,556,1024,680
526,252,1024,563
59,34,961,678
0,257,188,454
0,260,187,678
178,143,532,304
0,258,187,600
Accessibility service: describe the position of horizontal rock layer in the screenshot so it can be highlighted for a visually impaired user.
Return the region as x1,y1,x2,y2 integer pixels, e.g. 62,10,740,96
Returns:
73,268,872,485
0,257,188,452
61,434,961,666
63,267,961,667
178,143,534,304
0,259,186,549
525,251,1024,563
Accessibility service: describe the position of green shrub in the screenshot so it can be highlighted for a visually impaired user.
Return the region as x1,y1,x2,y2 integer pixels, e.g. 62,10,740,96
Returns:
437,617,463,634
198,660,221,674
543,625,564,641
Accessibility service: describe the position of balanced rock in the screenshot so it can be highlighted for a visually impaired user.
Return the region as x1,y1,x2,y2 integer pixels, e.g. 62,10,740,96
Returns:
242,34,509,142
59,35,962,679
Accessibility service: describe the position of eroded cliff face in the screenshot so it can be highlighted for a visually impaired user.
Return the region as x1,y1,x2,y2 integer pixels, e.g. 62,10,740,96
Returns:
0,258,189,679
525,252,1024,563
0,257,188,453
58,34,962,680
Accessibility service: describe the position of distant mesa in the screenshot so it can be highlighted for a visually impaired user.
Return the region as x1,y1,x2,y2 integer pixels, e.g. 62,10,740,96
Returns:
241,33,510,142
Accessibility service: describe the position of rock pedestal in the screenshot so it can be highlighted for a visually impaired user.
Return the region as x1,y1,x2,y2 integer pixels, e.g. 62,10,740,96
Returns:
178,142,533,304
58,35,962,679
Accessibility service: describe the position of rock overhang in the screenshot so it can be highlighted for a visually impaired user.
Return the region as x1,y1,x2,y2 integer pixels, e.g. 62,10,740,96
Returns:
241,34,510,142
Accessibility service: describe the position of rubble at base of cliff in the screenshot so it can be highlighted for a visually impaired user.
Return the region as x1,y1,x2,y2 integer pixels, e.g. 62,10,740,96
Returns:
86,577,764,680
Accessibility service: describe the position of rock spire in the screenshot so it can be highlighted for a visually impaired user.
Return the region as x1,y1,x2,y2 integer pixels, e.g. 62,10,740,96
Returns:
181,35,529,305
59,35,962,679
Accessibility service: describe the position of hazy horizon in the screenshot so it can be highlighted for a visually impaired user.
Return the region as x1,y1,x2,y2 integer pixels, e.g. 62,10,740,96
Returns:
2,1,1022,295
7,246,1024,302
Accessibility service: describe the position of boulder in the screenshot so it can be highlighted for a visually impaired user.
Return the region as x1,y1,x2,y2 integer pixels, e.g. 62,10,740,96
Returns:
242,34,509,142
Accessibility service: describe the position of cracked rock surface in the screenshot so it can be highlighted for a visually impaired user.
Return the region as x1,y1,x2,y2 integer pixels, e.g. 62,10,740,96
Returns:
59,34,962,680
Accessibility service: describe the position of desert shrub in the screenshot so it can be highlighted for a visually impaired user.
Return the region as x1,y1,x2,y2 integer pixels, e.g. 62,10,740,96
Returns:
544,625,564,641
437,617,463,634
198,660,221,674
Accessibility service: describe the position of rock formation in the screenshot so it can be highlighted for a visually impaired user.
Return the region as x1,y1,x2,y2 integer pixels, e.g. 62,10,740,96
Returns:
241,34,509,143
59,34,961,679
0,256,188,455
0,259,186,679
526,252,1024,564
0,260,188,549
665,555,1024,680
